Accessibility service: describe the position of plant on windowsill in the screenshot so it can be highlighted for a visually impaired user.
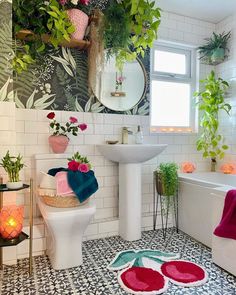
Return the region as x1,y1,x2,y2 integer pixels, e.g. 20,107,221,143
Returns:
47,112,87,153
0,151,25,189
198,31,231,65
194,71,231,172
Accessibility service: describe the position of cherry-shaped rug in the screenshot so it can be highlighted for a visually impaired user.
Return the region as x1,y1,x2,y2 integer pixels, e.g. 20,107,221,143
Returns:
160,260,208,287
118,266,168,295
108,249,208,294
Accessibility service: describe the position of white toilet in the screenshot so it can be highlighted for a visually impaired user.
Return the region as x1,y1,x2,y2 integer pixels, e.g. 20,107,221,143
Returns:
35,154,96,270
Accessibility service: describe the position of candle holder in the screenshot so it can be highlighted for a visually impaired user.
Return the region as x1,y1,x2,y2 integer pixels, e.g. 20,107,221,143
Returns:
0,205,24,239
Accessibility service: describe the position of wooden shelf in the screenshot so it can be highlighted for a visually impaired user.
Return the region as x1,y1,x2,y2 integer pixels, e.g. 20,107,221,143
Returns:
0,232,29,248
16,30,90,50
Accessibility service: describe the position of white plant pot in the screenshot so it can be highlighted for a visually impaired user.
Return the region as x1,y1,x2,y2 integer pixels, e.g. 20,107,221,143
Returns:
6,181,23,190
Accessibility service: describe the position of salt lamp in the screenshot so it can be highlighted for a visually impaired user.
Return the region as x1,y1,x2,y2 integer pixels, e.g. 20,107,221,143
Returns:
181,162,196,173
0,205,24,239
220,163,236,174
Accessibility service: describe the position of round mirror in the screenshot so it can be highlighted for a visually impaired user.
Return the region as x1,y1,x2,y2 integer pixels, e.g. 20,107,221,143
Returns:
92,52,147,111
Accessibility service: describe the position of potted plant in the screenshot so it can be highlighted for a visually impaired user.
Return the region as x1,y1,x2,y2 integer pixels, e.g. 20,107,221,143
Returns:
194,71,231,171
102,0,161,70
198,31,231,65
58,0,91,41
0,151,25,189
12,0,79,73
47,112,87,153
154,162,178,238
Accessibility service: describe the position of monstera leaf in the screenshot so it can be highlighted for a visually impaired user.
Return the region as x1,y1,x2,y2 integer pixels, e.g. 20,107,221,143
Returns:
108,249,180,271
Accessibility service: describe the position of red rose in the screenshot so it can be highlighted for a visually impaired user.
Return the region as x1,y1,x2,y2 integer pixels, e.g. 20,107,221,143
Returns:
78,123,87,131
47,112,55,120
68,160,80,171
69,116,78,124
80,0,89,5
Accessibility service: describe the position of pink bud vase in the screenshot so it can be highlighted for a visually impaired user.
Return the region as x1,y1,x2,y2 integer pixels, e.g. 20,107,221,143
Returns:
67,9,89,40
48,135,69,154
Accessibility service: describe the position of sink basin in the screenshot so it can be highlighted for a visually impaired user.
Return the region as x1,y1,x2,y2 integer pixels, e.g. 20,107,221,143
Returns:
97,143,167,241
97,144,167,163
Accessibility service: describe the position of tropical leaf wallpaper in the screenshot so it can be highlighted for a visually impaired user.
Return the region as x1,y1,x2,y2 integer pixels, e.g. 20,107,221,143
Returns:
0,0,150,115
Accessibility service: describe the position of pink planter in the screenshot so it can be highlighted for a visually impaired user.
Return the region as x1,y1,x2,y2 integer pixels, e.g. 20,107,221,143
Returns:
48,135,69,154
67,9,89,40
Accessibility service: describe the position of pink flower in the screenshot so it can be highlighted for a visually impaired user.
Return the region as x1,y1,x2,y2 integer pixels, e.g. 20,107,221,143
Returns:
69,116,78,124
68,160,80,171
80,0,89,5
59,0,68,5
78,163,89,173
47,112,55,119
117,76,125,83
78,123,87,131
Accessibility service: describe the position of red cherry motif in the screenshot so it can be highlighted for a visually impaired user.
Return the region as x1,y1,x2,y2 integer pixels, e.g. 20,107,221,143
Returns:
118,267,168,294
161,260,207,286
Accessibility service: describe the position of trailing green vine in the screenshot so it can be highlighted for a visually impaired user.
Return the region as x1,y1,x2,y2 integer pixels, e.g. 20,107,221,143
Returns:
194,71,231,168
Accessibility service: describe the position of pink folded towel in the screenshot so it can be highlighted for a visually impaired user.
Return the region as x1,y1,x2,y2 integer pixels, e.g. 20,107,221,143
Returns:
55,171,73,196
214,190,236,240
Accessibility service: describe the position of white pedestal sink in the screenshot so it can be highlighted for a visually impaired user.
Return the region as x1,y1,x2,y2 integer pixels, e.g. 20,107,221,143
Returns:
97,144,167,241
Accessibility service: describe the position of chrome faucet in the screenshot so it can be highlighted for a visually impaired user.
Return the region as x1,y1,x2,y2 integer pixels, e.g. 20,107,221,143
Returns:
122,127,133,144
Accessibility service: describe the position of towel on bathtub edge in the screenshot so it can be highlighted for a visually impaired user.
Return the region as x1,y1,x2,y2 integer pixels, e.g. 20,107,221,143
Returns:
214,189,236,240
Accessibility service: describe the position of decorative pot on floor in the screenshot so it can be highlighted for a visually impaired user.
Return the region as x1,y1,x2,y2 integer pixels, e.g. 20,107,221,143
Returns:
67,9,89,40
48,135,69,154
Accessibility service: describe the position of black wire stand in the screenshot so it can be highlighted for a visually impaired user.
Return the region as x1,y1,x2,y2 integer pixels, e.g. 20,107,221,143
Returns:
153,172,179,240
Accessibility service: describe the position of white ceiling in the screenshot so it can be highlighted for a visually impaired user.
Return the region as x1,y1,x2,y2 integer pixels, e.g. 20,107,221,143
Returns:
157,0,236,23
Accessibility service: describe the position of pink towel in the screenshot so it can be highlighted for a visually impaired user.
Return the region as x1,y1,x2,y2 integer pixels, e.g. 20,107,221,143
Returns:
55,171,73,196
214,190,236,240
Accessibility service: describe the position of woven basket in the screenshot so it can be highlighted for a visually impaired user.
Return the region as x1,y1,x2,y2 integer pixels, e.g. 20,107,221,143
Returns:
38,188,82,208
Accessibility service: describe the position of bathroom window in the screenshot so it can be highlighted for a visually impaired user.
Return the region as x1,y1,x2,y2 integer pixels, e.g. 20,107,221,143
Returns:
150,43,197,133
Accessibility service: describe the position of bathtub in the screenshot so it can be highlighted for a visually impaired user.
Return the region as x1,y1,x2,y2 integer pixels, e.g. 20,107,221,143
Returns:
178,172,236,248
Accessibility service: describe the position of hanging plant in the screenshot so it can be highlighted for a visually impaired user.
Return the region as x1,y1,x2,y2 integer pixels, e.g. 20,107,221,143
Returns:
194,71,231,171
12,0,76,73
102,0,161,69
198,31,231,65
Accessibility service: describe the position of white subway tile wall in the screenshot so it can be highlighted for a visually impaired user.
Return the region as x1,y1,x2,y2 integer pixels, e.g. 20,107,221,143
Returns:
2,12,233,264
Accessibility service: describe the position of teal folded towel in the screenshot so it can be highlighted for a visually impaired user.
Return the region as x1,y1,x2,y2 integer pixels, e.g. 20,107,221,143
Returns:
48,167,98,203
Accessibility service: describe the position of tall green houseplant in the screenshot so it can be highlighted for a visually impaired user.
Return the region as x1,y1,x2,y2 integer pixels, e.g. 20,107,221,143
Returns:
194,71,231,171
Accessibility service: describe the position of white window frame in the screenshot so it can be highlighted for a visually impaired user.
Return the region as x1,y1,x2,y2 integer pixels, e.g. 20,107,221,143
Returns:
150,41,198,133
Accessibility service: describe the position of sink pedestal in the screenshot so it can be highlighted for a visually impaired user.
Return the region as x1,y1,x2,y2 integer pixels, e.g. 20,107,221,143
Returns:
119,163,141,241
96,144,167,242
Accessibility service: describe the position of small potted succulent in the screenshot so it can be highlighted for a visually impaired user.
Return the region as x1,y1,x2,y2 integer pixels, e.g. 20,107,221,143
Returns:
198,31,231,65
0,151,25,189
47,112,87,153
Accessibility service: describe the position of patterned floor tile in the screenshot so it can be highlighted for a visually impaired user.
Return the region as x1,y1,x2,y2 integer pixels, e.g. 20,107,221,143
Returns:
1,228,236,295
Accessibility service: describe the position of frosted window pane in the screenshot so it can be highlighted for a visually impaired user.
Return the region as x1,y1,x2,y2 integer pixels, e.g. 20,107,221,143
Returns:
151,81,190,126
154,50,186,74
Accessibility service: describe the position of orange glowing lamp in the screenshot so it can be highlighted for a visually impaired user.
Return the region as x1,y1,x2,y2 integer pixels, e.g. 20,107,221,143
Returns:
181,162,196,173
0,205,24,239
220,163,236,174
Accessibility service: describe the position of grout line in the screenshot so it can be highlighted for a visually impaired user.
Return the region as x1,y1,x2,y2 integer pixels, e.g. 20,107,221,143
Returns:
32,257,40,295
65,269,77,295
83,245,116,295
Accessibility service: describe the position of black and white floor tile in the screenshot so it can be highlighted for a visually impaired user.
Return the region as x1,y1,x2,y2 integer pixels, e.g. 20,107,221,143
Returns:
1,228,236,295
